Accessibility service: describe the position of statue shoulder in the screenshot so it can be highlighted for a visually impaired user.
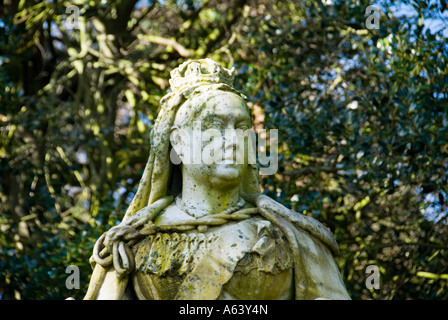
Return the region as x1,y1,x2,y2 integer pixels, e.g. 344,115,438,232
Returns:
295,213,340,256
253,194,340,256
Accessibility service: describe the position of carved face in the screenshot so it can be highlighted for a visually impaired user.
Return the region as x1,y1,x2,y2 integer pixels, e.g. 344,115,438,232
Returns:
171,90,252,190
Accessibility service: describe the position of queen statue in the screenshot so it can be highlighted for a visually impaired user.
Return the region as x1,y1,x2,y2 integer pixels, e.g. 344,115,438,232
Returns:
83,58,351,300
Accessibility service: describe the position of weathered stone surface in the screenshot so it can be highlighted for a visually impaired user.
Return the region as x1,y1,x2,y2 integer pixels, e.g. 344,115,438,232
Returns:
84,59,351,300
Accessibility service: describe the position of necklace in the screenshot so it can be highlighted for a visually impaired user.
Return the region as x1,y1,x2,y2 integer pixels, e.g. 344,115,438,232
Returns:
175,196,246,218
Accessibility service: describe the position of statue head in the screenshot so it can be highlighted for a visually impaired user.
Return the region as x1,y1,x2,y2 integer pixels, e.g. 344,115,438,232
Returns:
123,59,260,220
171,86,252,191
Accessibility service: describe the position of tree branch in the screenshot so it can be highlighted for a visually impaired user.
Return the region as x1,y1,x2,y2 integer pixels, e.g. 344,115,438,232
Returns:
137,34,194,58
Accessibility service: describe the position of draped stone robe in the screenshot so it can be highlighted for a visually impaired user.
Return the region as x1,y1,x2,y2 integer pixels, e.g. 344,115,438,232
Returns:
129,202,350,300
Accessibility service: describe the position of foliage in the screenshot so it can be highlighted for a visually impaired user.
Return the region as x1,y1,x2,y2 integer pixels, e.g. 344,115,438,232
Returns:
1,0,447,299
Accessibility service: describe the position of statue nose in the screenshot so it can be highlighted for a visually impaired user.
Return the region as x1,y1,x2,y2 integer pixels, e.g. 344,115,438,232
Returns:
223,128,238,147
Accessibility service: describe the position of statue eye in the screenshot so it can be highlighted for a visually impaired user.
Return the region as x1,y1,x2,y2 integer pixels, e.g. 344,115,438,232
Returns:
236,121,249,130
211,119,224,128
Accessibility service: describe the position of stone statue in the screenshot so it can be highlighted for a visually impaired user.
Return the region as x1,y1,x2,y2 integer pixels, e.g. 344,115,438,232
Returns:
84,58,351,300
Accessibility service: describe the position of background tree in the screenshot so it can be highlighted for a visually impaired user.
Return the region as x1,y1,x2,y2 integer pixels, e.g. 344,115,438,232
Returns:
1,0,447,299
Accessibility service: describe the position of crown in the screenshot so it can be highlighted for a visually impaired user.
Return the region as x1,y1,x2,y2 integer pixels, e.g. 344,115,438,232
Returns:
169,58,235,92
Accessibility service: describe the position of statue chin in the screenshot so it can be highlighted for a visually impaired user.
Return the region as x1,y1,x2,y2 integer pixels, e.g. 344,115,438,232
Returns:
209,163,246,187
